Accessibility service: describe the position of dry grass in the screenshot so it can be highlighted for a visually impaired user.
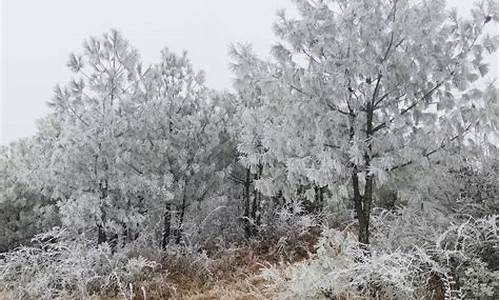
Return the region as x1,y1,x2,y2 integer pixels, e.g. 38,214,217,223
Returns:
114,227,321,300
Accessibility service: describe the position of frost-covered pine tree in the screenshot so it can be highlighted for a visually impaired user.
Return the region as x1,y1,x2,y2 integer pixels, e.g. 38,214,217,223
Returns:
133,48,228,247
46,30,146,245
234,0,498,244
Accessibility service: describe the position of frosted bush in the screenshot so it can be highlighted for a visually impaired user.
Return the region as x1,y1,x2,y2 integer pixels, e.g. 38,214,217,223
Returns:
262,227,421,300
372,209,499,299
267,201,316,236
263,211,499,300
0,228,157,300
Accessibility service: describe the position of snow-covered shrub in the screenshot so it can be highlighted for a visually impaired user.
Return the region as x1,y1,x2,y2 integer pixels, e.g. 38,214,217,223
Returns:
263,209,499,300
441,157,499,218
262,227,421,300
372,206,498,266
263,201,317,238
370,204,450,252
372,206,499,298
0,228,157,300
430,215,499,300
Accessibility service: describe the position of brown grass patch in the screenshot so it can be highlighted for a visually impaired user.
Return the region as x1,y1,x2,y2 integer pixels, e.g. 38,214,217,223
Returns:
123,227,321,300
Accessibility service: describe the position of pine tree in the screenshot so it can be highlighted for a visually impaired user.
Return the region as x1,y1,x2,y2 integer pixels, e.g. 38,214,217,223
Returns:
234,0,498,244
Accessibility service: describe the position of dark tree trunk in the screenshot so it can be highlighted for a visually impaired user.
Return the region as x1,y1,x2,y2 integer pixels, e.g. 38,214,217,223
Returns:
161,202,171,249
97,178,108,245
362,177,373,245
255,164,263,229
243,168,252,238
175,191,187,245
358,212,370,245
319,186,325,211
346,102,373,246
250,164,263,235
97,224,107,245
313,185,325,213
251,174,258,235
354,75,379,246
251,174,258,220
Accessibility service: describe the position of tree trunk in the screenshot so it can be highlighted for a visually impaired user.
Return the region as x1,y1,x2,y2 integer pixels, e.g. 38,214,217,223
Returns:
358,211,370,245
352,171,369,245
255,164,263,229
356,75,378,246
243,168,252,238
251,164,262,235
251,174,258,235
319,186,325,211
175,189,187,244
362,177,373,245
97,178,108,245
161,202,171,249
347,104,373,246
97,224,107,245
313,185,325,213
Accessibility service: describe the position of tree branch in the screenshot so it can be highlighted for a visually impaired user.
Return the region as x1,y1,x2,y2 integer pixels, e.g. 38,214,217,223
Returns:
372,81,444,133
389,122,473,172
272,74,351,116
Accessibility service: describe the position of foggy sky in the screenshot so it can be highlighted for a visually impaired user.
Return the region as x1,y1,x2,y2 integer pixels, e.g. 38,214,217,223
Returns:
1,0,498,144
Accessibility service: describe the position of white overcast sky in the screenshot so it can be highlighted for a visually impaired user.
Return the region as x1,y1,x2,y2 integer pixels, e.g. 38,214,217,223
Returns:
1,0,498,144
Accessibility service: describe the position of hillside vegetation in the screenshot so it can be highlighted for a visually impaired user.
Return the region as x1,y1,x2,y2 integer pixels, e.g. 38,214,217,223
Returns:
0,0,498,299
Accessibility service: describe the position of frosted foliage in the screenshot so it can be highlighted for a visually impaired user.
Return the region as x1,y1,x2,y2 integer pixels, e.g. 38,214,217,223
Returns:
231,0,499,202
264,211,499,300
263,228,420,299
0,229,156,300
0,139,59,252
39,30,228,245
